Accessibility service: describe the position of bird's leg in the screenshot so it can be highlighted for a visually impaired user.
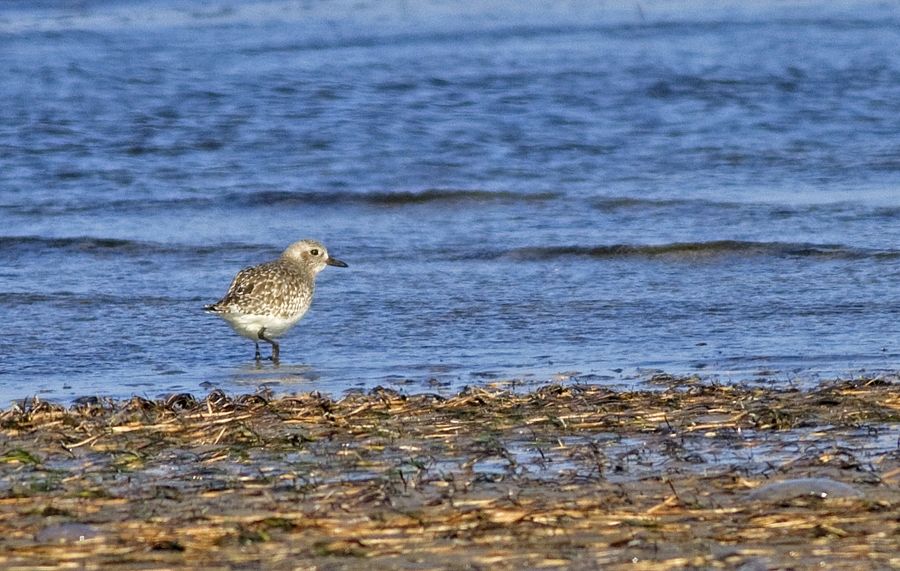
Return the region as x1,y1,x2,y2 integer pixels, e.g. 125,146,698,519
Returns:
254,342,262,361
257,328,280,364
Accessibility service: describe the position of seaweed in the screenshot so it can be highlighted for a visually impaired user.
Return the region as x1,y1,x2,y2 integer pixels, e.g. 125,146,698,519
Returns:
0,377,897,569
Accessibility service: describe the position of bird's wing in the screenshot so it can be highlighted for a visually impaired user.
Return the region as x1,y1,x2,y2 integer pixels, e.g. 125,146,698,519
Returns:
209,262,286,314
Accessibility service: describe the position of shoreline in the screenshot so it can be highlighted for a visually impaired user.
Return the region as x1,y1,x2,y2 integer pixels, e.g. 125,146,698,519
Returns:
1,377,898,569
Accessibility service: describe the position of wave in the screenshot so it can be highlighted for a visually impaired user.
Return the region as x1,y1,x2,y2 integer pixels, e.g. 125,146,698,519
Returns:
0,291,187,307
3,189,558,215
0,235,151,253
591,196,707,211
588,195,795,212
588,195,891,216
0,236,262,256
236,189,559,206
496,240,900,261
4,236,897,265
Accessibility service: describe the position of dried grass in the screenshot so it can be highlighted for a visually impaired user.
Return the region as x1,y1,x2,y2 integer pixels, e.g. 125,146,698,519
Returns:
0,377,897,570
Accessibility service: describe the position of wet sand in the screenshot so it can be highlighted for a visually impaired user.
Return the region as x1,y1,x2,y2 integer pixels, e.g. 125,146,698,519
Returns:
1,376,898,570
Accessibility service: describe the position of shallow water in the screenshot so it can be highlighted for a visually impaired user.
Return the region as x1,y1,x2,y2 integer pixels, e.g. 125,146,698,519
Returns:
2,0,900,404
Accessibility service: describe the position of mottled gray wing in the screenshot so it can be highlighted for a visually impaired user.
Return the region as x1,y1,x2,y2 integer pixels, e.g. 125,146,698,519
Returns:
210,262,287,314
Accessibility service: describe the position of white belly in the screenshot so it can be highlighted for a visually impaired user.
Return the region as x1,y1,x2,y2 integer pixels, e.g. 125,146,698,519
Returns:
219,311,306,340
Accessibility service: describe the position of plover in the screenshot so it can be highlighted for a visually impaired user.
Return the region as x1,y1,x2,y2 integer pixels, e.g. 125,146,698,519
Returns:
205,239,347,363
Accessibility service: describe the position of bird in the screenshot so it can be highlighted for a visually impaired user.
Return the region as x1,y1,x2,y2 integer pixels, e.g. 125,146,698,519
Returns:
204,239,347,363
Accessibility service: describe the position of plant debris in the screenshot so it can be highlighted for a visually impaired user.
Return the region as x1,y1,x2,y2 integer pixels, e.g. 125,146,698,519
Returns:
1,378,898,570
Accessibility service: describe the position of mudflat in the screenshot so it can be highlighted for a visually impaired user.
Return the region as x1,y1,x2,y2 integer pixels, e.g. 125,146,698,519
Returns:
1,377,897,570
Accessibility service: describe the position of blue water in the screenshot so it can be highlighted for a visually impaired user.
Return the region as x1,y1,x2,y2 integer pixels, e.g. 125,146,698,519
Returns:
2,0,900,404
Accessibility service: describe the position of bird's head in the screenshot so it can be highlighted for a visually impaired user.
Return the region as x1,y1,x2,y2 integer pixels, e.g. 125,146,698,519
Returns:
282,239,348,274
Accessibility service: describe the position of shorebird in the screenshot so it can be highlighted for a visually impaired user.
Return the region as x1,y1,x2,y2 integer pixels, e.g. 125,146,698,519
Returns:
205,239,347,363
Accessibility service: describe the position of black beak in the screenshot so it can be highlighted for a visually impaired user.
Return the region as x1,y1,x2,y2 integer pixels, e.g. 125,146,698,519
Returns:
326,256,348,268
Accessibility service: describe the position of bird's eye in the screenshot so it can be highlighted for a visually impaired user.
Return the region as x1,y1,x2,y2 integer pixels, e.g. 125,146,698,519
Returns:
310,249,320,256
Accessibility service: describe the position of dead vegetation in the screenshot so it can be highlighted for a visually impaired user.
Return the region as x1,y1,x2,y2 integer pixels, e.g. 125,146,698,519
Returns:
0,377,898,570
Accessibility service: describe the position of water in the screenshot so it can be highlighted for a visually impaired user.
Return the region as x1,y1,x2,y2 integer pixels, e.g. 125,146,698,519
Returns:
2,0,900,404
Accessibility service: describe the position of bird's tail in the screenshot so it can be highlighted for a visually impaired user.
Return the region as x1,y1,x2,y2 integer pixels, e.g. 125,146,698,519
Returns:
204,303,221,312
